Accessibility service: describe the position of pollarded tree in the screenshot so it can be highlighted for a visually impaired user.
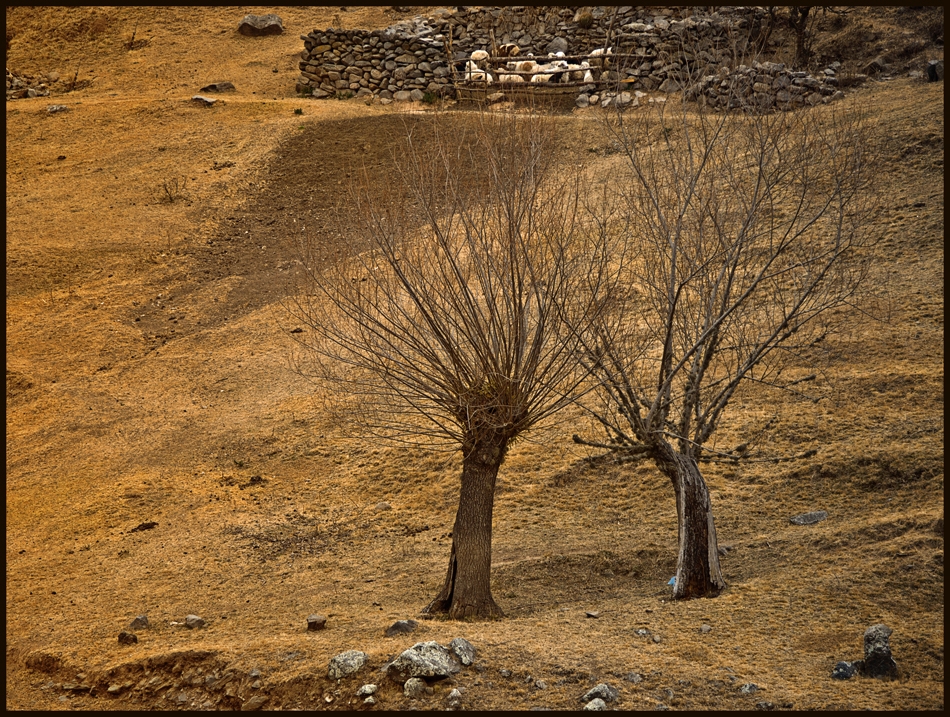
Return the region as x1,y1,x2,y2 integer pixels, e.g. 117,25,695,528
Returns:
574,96,874,599
288,109,616,619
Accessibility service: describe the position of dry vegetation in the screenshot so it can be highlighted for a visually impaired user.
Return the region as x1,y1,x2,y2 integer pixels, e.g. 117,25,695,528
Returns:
6,5,943,711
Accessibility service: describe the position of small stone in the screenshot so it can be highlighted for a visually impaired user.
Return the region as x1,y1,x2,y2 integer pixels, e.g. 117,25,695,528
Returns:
191,95,217,106
385,619,417,637
585,611,600,619
46,104,68,114
249,668,262,678
357,684,378,697
655,703,669,711
307,614,327,631
449,637,476,666
499,669,512,678
404,677,427,697
789,510,828,525
241,694,269,711
831,661,856,680
739,683,759,694
328,650,368,680
700,624,713,634
582,683,620,703
200,81,236,92
185,614,205,629
363,696,376,705
652,635,662,644
624,672,643,684
448,687,462,705
756,702,776,711
575,94,590,108
584,697,607,711
118,631,138,645
130,615,149,630
237,14,283,36
375,501,392,511
535,680,547,690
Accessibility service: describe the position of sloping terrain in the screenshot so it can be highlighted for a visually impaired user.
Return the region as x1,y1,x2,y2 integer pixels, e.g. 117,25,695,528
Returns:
6,6,943,711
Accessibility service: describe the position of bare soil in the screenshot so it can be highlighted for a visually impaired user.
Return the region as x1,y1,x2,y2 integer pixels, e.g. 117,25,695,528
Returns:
6,6,944,711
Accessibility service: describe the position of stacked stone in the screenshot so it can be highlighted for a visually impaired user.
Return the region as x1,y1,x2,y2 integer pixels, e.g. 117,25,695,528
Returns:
297,23,452,100
6,69,53,100
684,60,846,111
295,6,843,111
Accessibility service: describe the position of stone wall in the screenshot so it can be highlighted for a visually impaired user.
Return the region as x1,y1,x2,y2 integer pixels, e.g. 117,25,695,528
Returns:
295,6,846,110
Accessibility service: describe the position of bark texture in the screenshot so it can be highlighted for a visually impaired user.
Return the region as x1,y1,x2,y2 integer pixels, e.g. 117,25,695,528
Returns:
424,436,506,619
654,446,726,599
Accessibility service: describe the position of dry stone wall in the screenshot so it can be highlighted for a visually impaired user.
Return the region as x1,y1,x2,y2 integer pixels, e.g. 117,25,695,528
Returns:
295,6,846,110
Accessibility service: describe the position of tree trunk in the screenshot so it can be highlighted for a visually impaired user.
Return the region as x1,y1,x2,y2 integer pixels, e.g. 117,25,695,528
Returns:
423,436,506,620
654,446,726,599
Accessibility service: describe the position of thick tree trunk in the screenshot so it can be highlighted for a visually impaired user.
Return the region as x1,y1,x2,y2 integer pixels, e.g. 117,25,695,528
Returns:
423,436,506,620
654,446,726,599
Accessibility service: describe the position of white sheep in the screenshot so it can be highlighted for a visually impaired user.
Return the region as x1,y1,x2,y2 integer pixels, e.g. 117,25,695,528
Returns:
515,59,539,74
470,49,490,62
498,74,525,83
465,60,493,83
531,73,553,83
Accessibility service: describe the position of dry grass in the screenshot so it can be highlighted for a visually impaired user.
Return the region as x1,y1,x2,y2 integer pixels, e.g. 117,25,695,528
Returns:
6,5,943,712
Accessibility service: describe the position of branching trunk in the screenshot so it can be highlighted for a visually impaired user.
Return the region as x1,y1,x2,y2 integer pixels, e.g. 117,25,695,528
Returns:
424,436,506,619
653,445,726,599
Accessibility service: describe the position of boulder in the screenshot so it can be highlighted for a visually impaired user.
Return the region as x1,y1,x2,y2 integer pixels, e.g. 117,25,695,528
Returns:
307,614,327,631
927,60,944,82
238,14,284,36
584,698,607,711
450,637,476,666
831,661,856,680
200,81,236,92
385,641,461,683
185,615,205,629
403,677,427,697
385,620,418,637
129,615,149,630
545,36,569,55
789,510,827,525
858,624,899,680
118,631,138,645
328,650,368,680
581,683,620,703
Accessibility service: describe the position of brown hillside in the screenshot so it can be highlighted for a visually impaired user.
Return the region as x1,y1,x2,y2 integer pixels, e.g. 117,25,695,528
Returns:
6,6,943,711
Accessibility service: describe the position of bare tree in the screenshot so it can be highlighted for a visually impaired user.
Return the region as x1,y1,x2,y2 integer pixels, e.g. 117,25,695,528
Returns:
574,97,874,599
288,110,615,619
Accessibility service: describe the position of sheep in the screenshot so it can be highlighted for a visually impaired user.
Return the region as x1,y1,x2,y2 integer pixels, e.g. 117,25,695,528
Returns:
531,73,553,83
465,60,493,83
497,74,525,83
497,43,521,58
470,49,490,62
515,59,539,74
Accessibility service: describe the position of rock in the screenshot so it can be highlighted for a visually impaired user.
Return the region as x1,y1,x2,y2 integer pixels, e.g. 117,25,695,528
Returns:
859,624,899,680
831,661,856,680
329,650,368,680
394,90,412,102
46,104,68,114
410,88,425,102
624,672,643,683
575,94,590,108
652,635,662,644
307,614,327,631
535,679,548,689
545,37,569,55
700,624,713,634
448,687,462,706
487,91,505,104
374,501,392,511
386,641,460,682
363,696,376,705
756,702,776,711
191,95,217,106
586,611,601,619
404,677,427,697
863,56,889,75
238,14,284,36
185,615,205,629
241,694,269,711
582,683,620,703
655,703,670,710
584,697,607,711
200,81,236,92
789,510,827,525
118,631,138,645
385,619,417,637
450,637,476,666
499,668,512,677
356,684,377,697
927,60,944,82
130,615,149,630
739,683,759,694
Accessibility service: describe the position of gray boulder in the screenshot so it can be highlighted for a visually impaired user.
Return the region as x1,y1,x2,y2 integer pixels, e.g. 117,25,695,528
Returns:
385,619,417,637
200,81,236,92
129,615,149,630
238,14,284,36
450,637,476,666
584,697,607,711
831,661,856,680
789,510,827,525
328,650,368,680
545,37,569,55
582,683,620,703
858,624,899,680
386,641,461,683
